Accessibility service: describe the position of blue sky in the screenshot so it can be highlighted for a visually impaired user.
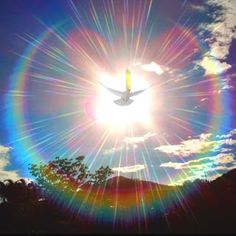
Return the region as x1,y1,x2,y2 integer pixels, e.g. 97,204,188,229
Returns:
0,0,236,185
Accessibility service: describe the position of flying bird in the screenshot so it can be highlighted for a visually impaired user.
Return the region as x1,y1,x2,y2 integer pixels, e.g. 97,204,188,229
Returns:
100,69,147,106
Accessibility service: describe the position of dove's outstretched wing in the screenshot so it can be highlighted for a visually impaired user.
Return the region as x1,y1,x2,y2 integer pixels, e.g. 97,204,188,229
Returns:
130,89,146,97
100,83,124,97
130,82,158,97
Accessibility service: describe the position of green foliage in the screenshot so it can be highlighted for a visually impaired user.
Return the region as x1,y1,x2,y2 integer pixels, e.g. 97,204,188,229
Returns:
29,156,113,195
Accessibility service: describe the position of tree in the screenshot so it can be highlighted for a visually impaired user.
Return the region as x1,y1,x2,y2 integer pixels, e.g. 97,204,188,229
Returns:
0,179,39,204
29,156,113,196
91,166,114,185
0,180,6,203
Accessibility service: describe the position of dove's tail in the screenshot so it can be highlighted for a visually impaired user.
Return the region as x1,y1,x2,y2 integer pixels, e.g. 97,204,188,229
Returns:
114,98,134,106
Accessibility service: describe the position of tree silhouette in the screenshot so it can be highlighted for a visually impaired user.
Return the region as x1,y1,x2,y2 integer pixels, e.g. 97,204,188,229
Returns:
91,166,114,185
29,156,113,196
0,167,236,233
0,180,6,203
0,179,40,204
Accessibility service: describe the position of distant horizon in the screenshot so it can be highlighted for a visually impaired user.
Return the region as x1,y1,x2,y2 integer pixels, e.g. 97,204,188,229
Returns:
5,160,233,187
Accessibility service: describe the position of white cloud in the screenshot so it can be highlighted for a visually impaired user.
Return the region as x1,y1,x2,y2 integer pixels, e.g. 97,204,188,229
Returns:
103,145,125,155
133,62,142,66
0,146,11,168
213,164,236,171
216,133,232,139
215,153,235,164
154,133,218,157
215,129,236,146
141,62,164,75
155,130,236,157
160,152,236,185
197,0,236,75
230,128,236,135
199,133,212,140
112,164,145,173
160,162,183,169
0,146,11,154
160,156,210,170
0,145,20,181
174,171,223,185
104,132,157,154
200,98,208,102
160,153,235,170
207,0,236,59
224,138,236,145
0,170,21,181
158,127,236,184
190,3,206,12
220,148,232,153
124,132,157,144
206,173,222,181
199,56,231,75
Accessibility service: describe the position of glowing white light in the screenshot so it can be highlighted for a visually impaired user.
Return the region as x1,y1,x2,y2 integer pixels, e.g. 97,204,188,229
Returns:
95,70,153,129
141,62,164,75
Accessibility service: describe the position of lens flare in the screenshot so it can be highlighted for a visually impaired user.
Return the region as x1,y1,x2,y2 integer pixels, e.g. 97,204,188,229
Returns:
4,0,231,225
95,70,154,129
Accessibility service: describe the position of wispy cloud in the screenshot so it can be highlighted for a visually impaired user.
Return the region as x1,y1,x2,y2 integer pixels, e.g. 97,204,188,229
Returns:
174,172,223,185
190,3,205,12
160,153,235,170
124,132,157,144
103,132,157,154
154,131,236,157
154,133,218,157
216,133,232,139
160,152,236,185
103,145,125,155
112,164,145,173
157,128,236,184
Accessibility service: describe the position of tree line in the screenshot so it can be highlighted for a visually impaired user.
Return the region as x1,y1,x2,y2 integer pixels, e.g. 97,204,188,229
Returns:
0,155,236,233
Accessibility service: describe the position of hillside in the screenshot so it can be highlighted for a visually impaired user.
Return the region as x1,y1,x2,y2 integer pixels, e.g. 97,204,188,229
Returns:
1,169,236,233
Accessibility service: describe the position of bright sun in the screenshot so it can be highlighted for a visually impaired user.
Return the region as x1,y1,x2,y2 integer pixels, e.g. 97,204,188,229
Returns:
95,70,154,130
